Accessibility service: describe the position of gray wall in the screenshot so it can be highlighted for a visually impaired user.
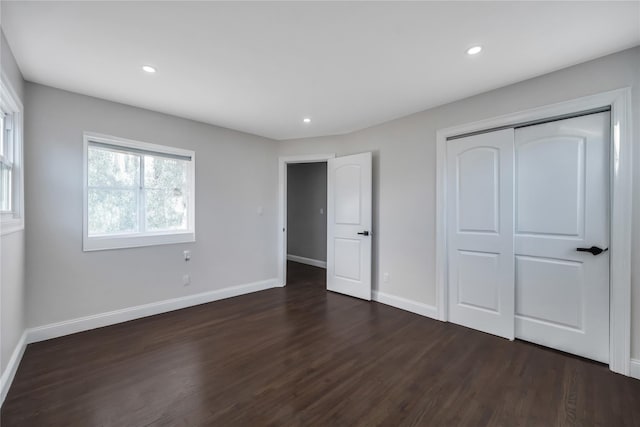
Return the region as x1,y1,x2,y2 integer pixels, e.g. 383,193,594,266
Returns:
0,30,25,376
279,47,640,358
287,163,327,262
25,83,279,328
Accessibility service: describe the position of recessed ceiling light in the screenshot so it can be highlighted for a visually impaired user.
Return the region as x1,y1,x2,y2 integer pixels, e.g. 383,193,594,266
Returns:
142,65,157,73
466,45,483,56
303,118,311,123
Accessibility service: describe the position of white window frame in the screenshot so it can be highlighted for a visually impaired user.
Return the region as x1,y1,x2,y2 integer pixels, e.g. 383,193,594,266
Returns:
0,72,24,236
83,132,196,251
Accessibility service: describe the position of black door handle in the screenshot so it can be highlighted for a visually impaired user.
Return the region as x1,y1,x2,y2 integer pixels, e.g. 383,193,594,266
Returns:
576,246,608,256
357,231,370,236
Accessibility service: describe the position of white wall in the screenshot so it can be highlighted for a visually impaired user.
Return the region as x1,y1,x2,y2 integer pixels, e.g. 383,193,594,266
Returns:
287,162,327,262
279,47,640,358
0,30,25,377
24,83,280,328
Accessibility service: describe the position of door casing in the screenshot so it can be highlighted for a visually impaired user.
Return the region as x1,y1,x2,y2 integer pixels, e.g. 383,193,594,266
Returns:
435,88,633,376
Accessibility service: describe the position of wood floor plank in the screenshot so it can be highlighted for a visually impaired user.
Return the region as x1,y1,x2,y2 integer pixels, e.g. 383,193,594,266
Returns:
2,261,639,426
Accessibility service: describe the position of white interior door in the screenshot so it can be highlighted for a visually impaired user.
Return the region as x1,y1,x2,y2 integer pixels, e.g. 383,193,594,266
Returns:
447,129,515,339
514,112,610,363
327,152,372,300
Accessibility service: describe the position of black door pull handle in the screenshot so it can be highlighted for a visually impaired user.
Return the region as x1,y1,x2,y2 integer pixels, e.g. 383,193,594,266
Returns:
357,231,370,236
576,246,608,256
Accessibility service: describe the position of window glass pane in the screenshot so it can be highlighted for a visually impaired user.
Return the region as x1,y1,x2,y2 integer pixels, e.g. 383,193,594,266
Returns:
144,155,187,189
88,146,140,188
145,188,189,231
88,189,138,235
144,155,189,231
0,163,11,212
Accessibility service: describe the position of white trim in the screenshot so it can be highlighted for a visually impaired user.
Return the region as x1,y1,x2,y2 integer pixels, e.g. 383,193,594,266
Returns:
1,217,24,236
0,71,24,236
26,278,278,344
278,154,335,286
630,359,640,380
608,90,633,376
372,291,438,320
83,231,195,251
287,254,327,269
84,132,195,159
435,88,633,376
82,132,196,251
0,331,27,406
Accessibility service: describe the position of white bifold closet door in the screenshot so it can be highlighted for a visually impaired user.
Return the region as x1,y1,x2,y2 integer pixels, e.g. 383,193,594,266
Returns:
447,112,610,363
447,129,515,340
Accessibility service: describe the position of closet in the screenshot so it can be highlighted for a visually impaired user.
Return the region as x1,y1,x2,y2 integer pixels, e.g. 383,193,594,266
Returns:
446,111,610,363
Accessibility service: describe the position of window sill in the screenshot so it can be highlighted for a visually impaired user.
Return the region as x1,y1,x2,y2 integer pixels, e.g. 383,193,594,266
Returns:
1,216,24,236
83,231,195,251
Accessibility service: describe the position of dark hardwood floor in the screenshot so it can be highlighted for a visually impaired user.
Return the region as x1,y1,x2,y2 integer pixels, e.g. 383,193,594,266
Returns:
3,261,639,426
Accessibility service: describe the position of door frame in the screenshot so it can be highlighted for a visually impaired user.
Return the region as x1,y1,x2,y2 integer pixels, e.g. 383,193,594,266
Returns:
278,154,335,287
435,88,633,375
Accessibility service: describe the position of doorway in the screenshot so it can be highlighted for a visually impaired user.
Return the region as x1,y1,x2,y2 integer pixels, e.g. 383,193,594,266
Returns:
278,154,333,289
278,152,373,300
286,162,328,286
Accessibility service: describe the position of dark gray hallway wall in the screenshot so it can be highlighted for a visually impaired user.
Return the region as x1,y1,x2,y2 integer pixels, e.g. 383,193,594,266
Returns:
287,163,327,262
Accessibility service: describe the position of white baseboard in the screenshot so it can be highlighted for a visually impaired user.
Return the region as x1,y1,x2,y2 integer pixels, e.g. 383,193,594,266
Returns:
287,254,326,269
1,331,27,406
630,359,640,380
26,278,279,344
372,290,439,320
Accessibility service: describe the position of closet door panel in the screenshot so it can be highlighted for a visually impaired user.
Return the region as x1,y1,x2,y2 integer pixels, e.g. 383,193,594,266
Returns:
447,129,515,340
514,112,610,363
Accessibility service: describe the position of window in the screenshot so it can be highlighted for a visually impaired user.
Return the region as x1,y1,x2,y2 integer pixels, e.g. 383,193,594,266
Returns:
0,75,24,235
0,113,12,211
83,133,195,251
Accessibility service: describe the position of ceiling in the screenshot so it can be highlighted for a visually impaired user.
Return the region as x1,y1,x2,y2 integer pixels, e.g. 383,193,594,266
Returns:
2,1,639,140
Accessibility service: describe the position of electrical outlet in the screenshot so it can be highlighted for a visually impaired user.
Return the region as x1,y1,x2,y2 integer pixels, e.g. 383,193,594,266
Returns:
383,272,390,283
183,274,191,286
320,208,324,215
